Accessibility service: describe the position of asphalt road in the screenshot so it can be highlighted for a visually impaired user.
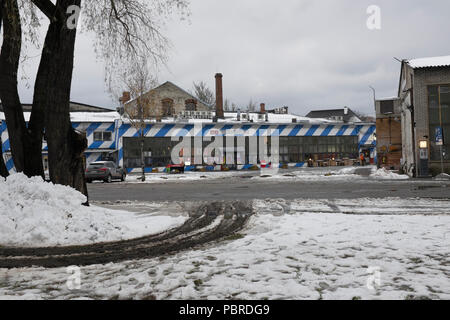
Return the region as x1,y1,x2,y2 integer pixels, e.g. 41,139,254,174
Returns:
88,175,450,202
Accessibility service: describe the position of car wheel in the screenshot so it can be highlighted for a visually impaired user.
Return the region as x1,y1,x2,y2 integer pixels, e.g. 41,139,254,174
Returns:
104,174,112,183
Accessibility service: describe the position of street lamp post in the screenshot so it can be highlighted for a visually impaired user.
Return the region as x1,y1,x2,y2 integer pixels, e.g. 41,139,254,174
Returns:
369,86,376,114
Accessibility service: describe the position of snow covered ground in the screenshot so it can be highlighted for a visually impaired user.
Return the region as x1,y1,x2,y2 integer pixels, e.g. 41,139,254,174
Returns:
123,166,410,184
125,170,254,184
253,166,410,182
0,174,187,247
1,197,449,300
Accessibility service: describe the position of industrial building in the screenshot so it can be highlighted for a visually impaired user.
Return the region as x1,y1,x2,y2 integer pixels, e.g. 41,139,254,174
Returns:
375,97,402,170
396,55,450,177
1,75,376,174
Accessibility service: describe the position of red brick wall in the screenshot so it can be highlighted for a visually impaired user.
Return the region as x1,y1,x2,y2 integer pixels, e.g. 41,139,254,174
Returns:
376,117,402,169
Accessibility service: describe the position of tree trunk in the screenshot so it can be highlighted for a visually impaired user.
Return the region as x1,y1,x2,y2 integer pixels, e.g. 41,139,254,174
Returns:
0,0,26,173
0,0,3,33
0,137,8,178
0,0,44,178
140,130,145,181
34,0,88,199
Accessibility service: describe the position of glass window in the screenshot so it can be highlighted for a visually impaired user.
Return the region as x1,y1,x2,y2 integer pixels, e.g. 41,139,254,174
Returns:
428,85,450,161
103,132,112,141
93,132,103,141
94,131,112,142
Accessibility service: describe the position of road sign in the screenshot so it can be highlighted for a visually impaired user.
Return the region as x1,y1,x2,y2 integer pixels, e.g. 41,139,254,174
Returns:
436,127,444,146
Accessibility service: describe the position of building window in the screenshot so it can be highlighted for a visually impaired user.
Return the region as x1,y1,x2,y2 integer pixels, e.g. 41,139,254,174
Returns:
162,98,174,117
94,131,112,142
278,135,358,163
428,85,450,161
185,99,197,111
380,100,394,114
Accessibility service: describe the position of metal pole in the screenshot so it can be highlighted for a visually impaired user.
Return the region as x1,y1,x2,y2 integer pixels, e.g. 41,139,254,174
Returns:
438,87,444,175
369,86,376,113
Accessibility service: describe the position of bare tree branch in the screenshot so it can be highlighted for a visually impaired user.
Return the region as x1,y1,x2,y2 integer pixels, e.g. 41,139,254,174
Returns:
30,0,61,21
81,0,190,93
193,81,214,106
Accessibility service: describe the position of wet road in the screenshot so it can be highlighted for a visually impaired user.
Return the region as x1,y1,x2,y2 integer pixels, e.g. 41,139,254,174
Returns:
88,175,450,202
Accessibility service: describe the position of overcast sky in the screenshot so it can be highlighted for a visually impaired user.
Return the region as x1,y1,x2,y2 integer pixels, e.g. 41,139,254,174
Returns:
17,0,450,116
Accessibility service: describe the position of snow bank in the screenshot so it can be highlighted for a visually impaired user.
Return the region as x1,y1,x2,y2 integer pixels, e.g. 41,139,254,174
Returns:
0,174,186,247
126,171,252,184
334,167,410,180
335,167,359,175
369,168,409,180
435,173,450,181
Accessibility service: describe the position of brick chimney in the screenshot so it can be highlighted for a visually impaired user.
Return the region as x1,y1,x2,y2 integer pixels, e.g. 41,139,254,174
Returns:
119,91,131,105
260,103,266,113
215,73,224,119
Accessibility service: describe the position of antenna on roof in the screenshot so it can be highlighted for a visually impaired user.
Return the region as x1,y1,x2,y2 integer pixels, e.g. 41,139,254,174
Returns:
393,57,403,63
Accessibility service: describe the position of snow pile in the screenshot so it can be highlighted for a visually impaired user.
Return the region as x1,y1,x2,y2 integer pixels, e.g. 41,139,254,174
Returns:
335,167,359,175
434,173,450,181
0,174,186,247
126,171,252,184
370,168,409,180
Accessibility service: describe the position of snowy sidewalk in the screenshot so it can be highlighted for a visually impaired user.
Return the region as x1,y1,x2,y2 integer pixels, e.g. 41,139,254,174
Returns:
122,166,410,184
1,198,449,300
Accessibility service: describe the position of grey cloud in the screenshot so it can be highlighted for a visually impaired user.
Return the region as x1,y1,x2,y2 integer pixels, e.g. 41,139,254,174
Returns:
17,0,450,116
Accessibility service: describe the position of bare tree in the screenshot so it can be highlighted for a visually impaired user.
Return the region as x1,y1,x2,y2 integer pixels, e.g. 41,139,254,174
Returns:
247,99,256,112
0,0,189,196
224,98,230,112
121,59,158,182
193,81,214,106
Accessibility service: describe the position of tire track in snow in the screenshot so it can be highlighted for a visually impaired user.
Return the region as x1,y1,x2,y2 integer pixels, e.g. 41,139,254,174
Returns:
0,201,254,269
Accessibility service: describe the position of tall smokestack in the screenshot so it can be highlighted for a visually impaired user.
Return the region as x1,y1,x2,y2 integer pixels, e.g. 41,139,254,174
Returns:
260,103,266,113
215,73,224,119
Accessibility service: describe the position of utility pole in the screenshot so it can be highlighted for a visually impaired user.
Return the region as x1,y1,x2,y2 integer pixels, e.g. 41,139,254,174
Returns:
438,87,444,175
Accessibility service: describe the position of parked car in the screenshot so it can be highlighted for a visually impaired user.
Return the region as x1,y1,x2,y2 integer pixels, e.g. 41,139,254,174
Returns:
85,161,126,183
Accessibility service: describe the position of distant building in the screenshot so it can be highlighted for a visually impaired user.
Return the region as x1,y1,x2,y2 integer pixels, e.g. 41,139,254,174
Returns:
267,106,289,114
306,107,363,123
1,76,376,174
118,81,212,119
375,97,402,170
398,55,450,177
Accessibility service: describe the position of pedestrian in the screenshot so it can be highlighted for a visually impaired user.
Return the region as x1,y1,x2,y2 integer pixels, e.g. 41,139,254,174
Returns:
360,153,365,166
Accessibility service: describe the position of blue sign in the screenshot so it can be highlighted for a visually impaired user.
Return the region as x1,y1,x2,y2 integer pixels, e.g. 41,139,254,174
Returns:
435,127,443,146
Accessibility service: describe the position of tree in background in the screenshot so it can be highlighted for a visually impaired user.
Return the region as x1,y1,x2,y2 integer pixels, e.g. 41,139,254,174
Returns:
224,98,230,112
246,99,257,112
121,60,158,182
353,110,375,122
193,81,214,107
0,0,189,196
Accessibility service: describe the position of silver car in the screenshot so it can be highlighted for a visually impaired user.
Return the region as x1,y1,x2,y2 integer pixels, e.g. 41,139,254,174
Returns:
85,161,126,183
